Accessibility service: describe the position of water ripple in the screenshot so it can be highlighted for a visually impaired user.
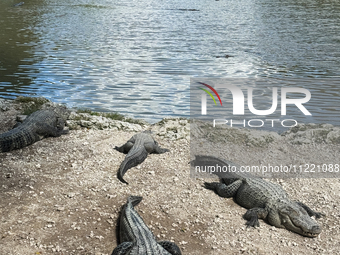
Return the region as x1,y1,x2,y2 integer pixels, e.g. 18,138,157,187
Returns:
0,0,339,125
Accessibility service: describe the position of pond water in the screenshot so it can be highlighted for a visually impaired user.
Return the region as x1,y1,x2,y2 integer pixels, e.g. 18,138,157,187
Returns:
0,0,339,125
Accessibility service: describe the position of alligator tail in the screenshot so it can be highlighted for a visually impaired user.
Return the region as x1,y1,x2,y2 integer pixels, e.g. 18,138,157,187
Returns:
0,128,37,152
128,196,143,207
117,145,148,184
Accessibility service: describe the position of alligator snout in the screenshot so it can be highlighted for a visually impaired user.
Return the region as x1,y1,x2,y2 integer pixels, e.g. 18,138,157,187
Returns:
302,224,322,237
312,224,322,234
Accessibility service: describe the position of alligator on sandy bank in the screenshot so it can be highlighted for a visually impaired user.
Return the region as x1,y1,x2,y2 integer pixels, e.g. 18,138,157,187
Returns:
192,155,323,237
115,131,169,184
112,196,182,255
0,108,69,152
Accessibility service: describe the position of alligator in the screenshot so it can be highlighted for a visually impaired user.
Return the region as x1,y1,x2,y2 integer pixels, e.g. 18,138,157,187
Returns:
112,196,182,255
13,2,24,7
0,108,69,152
115,131,169,184
193,155,323,237
215,54,233,58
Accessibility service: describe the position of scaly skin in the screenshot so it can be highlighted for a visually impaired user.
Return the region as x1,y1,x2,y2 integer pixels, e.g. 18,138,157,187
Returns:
112,196,182,255
193,155,323,237
115,131,169,184
0,109,69,152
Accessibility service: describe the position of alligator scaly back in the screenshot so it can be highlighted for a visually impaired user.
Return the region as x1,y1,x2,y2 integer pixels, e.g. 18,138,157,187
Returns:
112,196,182,255
0,109,69,152
115,131,169,184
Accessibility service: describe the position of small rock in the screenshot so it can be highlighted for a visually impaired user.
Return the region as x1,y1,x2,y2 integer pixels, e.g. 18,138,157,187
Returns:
67,193,75,198
56,207,65,211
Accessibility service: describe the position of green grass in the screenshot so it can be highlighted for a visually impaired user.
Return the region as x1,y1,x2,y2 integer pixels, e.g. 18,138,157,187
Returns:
105,112,125,121
77,109,124,120
76,108,146,125
15,96,50,115
14,97,147,125
124,117,146,125
15,96,50,105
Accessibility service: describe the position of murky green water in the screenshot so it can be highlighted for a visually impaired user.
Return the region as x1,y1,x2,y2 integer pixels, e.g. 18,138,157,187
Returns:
0,0,339,124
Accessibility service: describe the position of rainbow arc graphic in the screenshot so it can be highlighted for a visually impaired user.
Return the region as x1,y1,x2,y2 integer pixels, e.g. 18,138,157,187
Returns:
198,82,223,106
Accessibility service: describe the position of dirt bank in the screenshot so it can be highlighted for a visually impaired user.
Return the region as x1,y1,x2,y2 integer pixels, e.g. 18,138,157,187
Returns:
0,98,339,255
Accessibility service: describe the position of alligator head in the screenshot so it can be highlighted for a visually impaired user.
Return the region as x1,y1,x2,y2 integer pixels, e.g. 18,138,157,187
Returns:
274,201,322,237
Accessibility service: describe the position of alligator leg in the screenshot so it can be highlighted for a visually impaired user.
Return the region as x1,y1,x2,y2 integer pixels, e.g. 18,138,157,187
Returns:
111,241,133,255
243,208,268,227
295,201,324,219
141,139,169,154
115,138,135,154
204,180,242,198
158,241,182,255
152,144,169,154
56,117,68,131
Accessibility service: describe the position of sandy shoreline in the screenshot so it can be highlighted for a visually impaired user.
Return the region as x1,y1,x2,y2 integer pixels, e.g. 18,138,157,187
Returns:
0,98,339,255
